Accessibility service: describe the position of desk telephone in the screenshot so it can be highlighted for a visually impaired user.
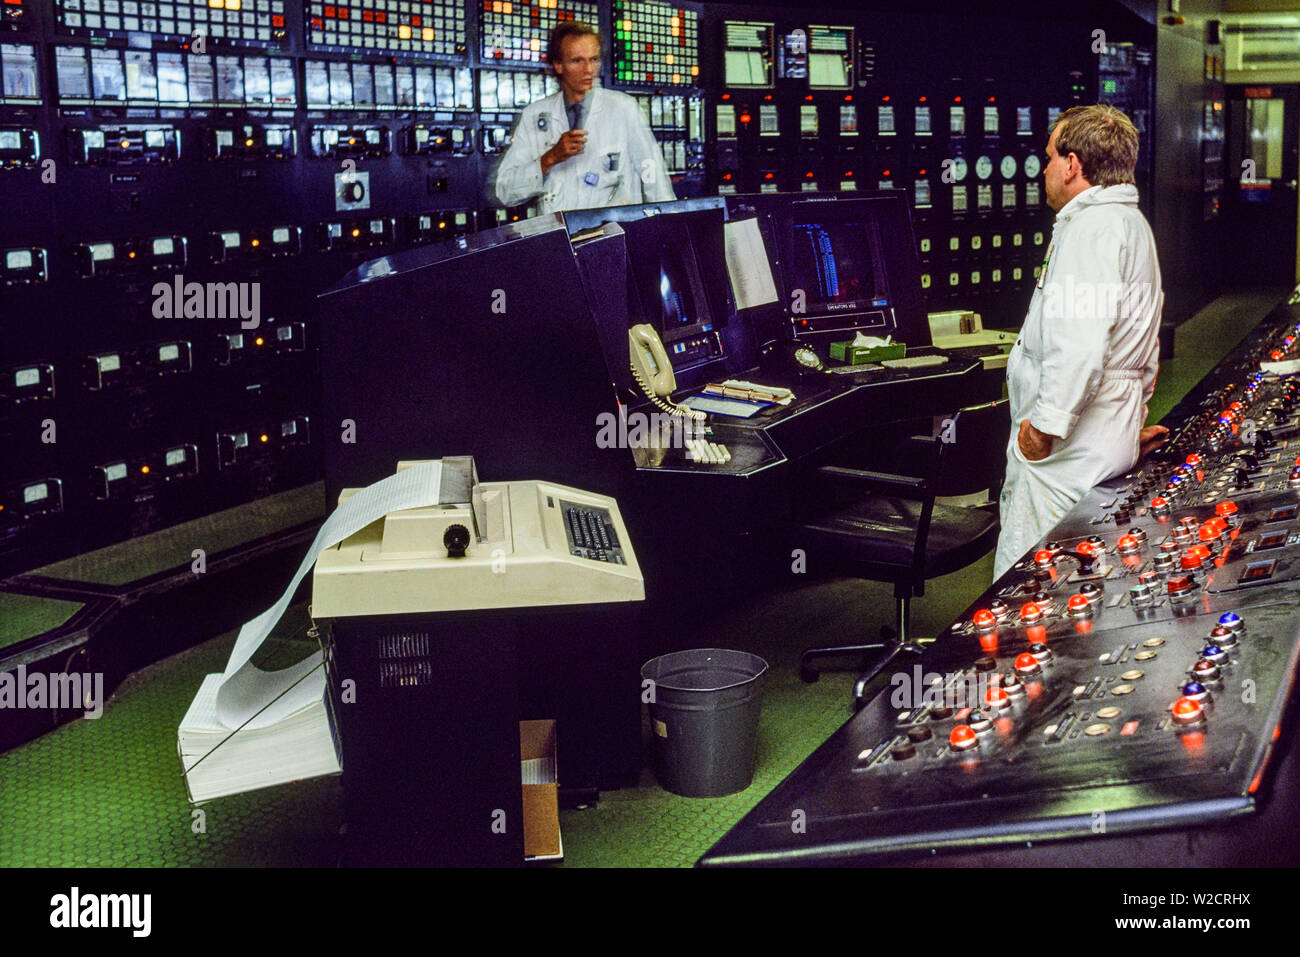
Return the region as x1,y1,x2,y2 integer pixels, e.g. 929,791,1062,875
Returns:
628,324,731,464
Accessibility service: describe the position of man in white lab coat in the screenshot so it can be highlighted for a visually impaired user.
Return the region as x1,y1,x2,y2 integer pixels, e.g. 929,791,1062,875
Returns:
993,105,1169,580
488,21,676,214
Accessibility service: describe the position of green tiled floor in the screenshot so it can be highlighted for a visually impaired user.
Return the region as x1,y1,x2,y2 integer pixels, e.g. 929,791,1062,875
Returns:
0,289,1282,868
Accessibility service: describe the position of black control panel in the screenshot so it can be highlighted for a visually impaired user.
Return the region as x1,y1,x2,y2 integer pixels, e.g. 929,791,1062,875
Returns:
701,293,1300,866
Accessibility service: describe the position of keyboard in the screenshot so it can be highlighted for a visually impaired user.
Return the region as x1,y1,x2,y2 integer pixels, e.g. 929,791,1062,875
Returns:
684,438,732,465
880,354,949,370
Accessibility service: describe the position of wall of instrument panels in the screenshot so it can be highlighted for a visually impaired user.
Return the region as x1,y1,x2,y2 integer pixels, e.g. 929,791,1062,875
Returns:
1,0,1147,576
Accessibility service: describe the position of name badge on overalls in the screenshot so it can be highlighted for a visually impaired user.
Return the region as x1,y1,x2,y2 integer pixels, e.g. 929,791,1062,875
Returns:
583,172,599,186
605,152,621,172
537,114,551,131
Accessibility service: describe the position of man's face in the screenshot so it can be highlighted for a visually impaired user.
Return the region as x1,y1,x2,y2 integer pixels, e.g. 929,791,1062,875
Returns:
554,34,600,99
1044,125,1070,212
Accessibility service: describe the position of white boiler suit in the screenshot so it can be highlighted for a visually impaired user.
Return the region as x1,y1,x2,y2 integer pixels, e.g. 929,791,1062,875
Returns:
488,86,676,214
993,184,1163,579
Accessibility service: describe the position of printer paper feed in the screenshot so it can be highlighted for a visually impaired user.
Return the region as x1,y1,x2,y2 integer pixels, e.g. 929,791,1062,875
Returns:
214,459,443,726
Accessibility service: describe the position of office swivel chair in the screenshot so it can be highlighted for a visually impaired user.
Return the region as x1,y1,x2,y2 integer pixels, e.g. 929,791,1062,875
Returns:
796,398,1009,709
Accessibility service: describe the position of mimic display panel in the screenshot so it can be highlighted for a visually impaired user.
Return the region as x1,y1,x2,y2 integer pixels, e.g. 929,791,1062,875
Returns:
482,1,598,64
611,1,699,86
305,59,470,108
477,68,553,110
0,43,41,105
306,0,466,58
55,0,288,46
722,20,773,89
807,24,853,90
57,46,296,107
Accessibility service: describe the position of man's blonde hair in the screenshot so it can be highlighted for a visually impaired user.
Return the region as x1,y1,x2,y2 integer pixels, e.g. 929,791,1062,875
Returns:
1050,104,1139,187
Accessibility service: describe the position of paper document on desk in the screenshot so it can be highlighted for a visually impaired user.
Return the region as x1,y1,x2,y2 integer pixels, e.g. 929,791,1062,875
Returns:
704,379,793,405
1262,359,1300,376
723,218,779,311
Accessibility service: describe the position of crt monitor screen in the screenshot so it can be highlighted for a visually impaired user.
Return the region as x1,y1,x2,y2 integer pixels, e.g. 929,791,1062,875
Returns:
789,207,890,325
621,210,729,382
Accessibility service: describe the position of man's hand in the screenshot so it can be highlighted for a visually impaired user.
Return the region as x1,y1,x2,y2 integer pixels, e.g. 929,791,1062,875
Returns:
1017,419,1056,461
1139,424,1169,458
541,130,587,175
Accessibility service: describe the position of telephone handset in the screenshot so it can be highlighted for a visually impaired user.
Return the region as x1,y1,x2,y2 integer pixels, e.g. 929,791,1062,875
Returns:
629,324,706,422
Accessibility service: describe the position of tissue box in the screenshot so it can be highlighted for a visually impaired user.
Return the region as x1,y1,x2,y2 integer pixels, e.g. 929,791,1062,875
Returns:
829,340,906,364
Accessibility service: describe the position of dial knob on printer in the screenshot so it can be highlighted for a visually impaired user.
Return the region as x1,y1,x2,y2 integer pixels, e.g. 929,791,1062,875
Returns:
443,523,471,558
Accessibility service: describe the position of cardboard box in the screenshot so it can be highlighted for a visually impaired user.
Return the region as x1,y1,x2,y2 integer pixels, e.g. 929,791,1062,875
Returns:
829,340,906,364
520,719,563,862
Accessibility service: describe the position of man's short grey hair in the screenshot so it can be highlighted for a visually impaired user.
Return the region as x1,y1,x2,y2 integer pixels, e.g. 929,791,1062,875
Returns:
1050,104,1139,187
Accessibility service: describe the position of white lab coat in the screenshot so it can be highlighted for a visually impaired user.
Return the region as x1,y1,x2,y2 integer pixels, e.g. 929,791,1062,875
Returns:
993,184,1163,579
487,86,676,214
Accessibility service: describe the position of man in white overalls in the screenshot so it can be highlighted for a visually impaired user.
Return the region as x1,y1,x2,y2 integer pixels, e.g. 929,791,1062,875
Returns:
993,105,1169,579
488,21,676,214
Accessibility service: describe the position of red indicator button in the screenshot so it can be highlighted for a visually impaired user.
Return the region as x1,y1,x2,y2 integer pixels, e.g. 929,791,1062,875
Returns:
1067,593,1090,610
1020,602,1042,622
1184,454,1201,467
1034,549,1054,566
1215,501,1238,516
949,725,978,750
1013,652,1040,675
1180,552,1202,570
972,609,996,630
985,686,1009,707
1172,697,1204,724
1151,496,1169,510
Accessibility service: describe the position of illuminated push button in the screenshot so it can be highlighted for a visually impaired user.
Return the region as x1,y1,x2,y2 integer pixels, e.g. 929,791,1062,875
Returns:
1013,652,1041,676
1029,642,1053,663
1179,551,1203,571
984,685,1010,710
1208,625,1237,648
1033,549,1055,569
1185,454,1202,467
1002,673,1025,697
1127,527,1149,547
949,725,979,751
1117,534,1141,555
1215,500,1238,517
1201,644,1228,664
1143,637,1165,647
1138,570,1159,587
1192,659,1221,681
1172,696,1205,725
1150,496,1171,515
1153,552,1175,573
1129,582,1152,603
1181,681,1211,704
1019,602,1043,624
1173,526,1194,546
1288,468,1300,488
972,609,997,631
1218,611,1244,634
1031,590,1051,604
1067,593,1092,618
1166,575,1196,598
1097,706,1122,720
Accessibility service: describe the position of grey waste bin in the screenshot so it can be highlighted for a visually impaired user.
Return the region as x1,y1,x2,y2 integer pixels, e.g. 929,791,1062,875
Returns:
640,648,768,798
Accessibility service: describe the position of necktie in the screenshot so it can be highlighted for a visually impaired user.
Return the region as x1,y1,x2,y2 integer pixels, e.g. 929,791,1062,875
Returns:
569,100,585,131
